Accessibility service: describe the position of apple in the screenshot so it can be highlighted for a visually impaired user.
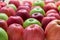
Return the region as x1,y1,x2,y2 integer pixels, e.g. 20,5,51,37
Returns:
23,18,41,28
0,7,16,17
42,16,57,30
23,1,32,9
23,24,45,40
44,3,58,12
7,4,17,11
45,20,60,40
33,0,45,8
30,6,45,16
0,13,8,21
17,5,31,12
46,13,60,19
0,27,8,40
9,0,20,8
58,5,60,12
7,23,24,40
44,0,55,4
55,1,60,7
46,9,58,15
0,19,8,31
0,2,6,7
7,16,23,26
31,12,44,22
16,9,30,21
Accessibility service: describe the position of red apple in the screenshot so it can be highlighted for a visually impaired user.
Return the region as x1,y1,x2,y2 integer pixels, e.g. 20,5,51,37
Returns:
0,7,16,17
16,9,30,21
0,2,6,7
31,12,44,22
46,13,60,19
23,24,45,40
7,23,24,40
0,19,8,31
44,0,55,4
17,5,31,12
55,1,60,7
45,20,60,40
23,1,32,9
9,0,20,8
42,16,57,30
7,16,23,26
43,3,57,12
46,9,58,15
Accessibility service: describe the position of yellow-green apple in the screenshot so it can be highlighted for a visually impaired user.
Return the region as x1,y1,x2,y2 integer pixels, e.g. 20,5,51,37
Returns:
23,24,45,40
44,0,55,4
7,16,23,26
31,12,44,22
7,23,24,40
23,18,41,28
30,6,45,16
0,7,16,17
23,1,32,9
46,13,60,19
0,13,8,21
9,0,20,8
16,9,30,21
43,3,58,12
0,19,8,31
46,9,58,15
0,27,8,40
33,0,45,8
45,20,60,40
17,5,31,12
58,5,60,12
7,4,17,11
42,16,57,30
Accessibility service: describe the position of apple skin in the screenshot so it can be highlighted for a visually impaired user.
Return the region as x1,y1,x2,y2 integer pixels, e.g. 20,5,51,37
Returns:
55,1,60,7
9,0,20,8
0,19,8,31
31,12,44,22
0,2,6,7
58,5,60,12
7,4,17,11
7,23,24,40
33,0,45,8
46,13,60,19
42,17,57,30
46,9,58,15
16,9,30,21
7,16,23,26
0,13,8,21
23,1,32,9
23,18,41,28
43,3,58,12
30,6,45,16
44,0,55,4
17,5,31,12
23,24,45,40
0,7,16,17
45,20,60,40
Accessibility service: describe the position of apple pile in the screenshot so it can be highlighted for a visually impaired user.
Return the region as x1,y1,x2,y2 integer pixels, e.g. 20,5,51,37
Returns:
0,0,60,40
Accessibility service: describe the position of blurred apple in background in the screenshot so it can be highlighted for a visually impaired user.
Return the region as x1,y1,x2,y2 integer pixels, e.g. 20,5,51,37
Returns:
16,9,30,21
7,16,23,26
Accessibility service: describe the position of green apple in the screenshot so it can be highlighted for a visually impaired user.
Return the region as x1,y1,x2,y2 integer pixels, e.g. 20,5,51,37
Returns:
0,27,8,40
23,18,41,28
0,13,8,21
30,7,45,16
33,0,45,8
58,5,60,12
7,4,17,11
